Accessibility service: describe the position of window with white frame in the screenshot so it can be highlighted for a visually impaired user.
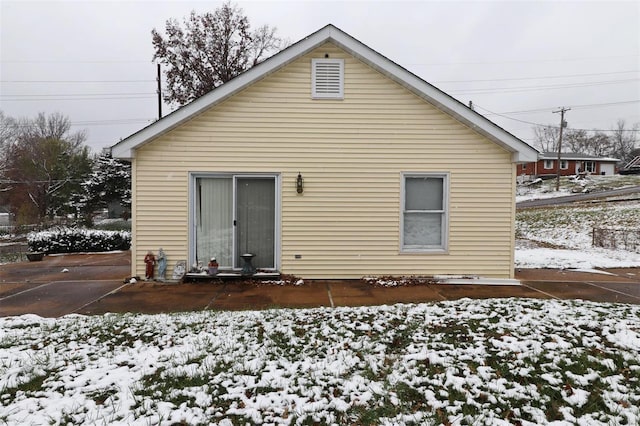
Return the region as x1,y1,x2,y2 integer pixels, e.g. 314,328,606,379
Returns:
401,173,448,251
544,160,554,169
312,58,344,99
560,160,568,170
584,161,595,172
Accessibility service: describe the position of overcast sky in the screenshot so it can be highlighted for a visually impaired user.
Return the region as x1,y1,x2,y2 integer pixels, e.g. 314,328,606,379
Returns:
1,0,639,153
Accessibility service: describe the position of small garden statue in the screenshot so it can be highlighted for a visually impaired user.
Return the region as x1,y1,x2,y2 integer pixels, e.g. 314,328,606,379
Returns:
144,250,156,280
157,248,167,281
172,260,186,280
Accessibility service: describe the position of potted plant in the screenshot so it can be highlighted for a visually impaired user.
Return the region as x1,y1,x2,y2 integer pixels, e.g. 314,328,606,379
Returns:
26,252,44,262
208,257,219,275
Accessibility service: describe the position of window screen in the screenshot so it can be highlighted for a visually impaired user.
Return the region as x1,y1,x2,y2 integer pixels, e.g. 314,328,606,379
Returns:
402,175,447,250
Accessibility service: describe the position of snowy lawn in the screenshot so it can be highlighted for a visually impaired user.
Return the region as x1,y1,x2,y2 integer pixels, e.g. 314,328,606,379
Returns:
516,199,640,269
1,298,639,425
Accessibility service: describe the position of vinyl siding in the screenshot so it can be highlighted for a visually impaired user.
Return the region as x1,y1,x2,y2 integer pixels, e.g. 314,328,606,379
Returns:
132,42,516,279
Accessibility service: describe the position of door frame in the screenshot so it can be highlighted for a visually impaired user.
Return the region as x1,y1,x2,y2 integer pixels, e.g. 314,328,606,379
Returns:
189,172,281,271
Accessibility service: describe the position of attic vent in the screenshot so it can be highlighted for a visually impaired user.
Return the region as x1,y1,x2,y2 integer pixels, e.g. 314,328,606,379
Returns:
312,58,344,99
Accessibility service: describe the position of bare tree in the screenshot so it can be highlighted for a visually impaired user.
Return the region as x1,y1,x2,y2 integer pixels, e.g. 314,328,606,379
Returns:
588,131,613,157
563,129,589,153
2,112,92,222
533,125,560,152
610,120,639,163
152,2,284,106
0,111,18,193
560,129,612,157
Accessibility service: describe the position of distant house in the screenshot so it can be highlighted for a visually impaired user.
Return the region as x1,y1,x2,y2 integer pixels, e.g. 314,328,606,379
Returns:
111,24,537,280
517,152,620,178
0,205,11,226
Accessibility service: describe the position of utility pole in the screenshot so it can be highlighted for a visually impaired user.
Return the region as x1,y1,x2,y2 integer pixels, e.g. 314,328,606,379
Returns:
156,63,163,120
553,107,570,191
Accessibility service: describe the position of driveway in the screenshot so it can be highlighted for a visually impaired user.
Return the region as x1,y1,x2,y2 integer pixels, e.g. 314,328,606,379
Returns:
0,252,130,317
1,252,639,318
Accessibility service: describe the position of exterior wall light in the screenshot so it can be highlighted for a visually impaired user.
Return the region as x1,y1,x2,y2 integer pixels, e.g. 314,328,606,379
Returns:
296,172,304,194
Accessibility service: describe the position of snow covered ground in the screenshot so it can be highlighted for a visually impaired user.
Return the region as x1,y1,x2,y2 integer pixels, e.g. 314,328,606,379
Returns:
1,299,639,425
515,245,640,270
515,176,640,269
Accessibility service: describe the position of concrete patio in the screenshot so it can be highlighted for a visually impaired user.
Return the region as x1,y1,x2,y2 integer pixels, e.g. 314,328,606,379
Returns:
1,251,639,318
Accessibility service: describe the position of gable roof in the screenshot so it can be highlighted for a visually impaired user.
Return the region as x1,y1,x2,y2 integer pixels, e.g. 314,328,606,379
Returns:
111,24,538,162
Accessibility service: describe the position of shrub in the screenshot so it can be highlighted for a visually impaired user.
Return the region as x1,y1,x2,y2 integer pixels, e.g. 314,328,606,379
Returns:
27,227,131,254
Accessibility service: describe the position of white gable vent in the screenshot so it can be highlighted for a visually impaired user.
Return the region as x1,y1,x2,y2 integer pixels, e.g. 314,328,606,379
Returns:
312,58,344,99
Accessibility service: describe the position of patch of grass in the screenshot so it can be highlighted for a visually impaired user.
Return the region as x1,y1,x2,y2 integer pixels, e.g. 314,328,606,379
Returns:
388,323,420,352
2,373,49,400
88,388,118,405
573,380,612,418
395,381,430,412
0,251,26,264
267,329,290,349
347,398,401,425
135,368,210,409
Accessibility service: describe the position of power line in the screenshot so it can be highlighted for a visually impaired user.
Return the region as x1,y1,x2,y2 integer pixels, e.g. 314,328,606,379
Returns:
475,104,640,132
5,54,637,66
475,106,545,126
3,71,636,85
490,100,640,116
0,59,150,63
6,118,154,128
448,78,638,95
70,118,154,126
434,70,639,84
405,53,640,67
1,95,155,102
1,79,155,83
1,92,155,97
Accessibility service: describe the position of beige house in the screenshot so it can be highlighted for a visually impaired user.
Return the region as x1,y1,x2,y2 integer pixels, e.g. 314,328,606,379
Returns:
111,25,537,280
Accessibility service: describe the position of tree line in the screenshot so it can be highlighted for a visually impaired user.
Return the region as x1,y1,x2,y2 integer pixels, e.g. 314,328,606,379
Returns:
0,111,130,226
533,119,639,165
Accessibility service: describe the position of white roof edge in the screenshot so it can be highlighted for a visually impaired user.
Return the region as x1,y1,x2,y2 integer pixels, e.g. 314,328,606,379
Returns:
539,152,621,162
599,158,621,162
111,24,538,163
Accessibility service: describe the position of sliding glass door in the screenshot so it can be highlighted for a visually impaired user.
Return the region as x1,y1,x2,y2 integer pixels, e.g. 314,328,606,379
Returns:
195,175,276,270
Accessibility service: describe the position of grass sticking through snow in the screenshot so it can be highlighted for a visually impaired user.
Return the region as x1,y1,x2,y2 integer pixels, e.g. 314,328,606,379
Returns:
0,299,639,425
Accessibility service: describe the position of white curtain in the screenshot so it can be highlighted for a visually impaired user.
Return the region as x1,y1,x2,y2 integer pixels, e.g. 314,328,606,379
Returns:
196,178,233,267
